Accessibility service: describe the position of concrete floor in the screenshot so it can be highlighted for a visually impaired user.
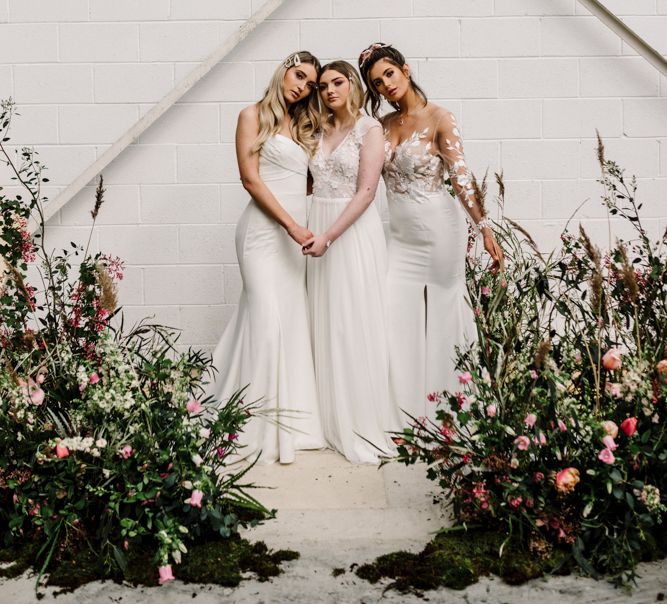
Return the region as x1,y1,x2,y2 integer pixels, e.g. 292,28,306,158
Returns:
1,449,666,603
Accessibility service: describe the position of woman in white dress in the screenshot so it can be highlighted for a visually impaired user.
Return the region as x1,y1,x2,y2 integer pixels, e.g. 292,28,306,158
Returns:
303,61,400,463
358,43,504,422
208,51,326,464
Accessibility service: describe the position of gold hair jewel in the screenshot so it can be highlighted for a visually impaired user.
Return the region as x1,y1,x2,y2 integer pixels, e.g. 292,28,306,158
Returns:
284,52,302,69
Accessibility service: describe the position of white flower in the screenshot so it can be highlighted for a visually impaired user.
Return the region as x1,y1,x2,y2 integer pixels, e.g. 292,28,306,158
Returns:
199,427,210,439
96,438,107,448
192,453,203,467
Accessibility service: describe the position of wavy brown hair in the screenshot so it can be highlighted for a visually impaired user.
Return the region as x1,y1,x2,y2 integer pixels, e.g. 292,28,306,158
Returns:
253,51,321,156
358,43,428,119
318,60,364,131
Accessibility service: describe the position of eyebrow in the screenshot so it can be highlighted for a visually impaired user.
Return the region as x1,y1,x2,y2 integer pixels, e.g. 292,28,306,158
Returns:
372,67,393,82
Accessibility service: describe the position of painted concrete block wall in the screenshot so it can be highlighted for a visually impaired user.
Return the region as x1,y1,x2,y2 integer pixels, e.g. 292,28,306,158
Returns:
1,0,665,351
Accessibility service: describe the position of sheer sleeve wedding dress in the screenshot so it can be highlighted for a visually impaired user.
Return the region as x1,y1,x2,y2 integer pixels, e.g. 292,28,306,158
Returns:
307,115,400,463
208,134,325,464
383,111,480,422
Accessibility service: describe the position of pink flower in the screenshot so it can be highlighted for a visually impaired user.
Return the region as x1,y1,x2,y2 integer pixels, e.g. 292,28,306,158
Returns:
13,493,19,505
427,392,438,402
30,387,45,405
55,443,69,458
530,370,538,380
186,399,202,414
534,432,547,446
598,448,615,464
534,471,545,482
458,371,473,385
186,489,203,508
602,348,622,371
509,496,523,509
216,446,226,459
524,413,537,428
88,372,100,385
481,286,490,297
606,382,622,398
228,433,239,442
557,419,567,433
514,435,530,451
120,445,133,459
620,417,637,437
158,565,175,585
601,435,617,451
474,307,481,317
486,404,497,418
602,420,618,438
455,392,468,410
555,467,580,493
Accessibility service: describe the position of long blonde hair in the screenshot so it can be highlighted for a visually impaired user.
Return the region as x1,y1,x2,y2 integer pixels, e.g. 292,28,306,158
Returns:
318,61,364,132
253,51,321,156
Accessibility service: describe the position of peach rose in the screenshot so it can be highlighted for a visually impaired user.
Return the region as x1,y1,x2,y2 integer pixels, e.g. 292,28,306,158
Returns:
555,467,580,493
601,420,618,438
602,348,622,371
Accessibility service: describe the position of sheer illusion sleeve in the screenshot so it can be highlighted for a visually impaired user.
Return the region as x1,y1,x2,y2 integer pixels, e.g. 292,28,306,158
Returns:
436,111,491,232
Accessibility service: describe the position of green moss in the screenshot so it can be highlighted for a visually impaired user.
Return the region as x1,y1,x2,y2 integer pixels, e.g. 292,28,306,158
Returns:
0,535,298,593
355,527,573,593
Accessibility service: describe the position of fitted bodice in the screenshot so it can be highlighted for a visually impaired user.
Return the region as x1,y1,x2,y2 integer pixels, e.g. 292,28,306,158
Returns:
259,134,308,195
310,116,380,199
383,128,448,202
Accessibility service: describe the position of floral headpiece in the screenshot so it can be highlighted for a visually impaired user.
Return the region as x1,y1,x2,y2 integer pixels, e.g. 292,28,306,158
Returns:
359,43,390,67
283,52,302,69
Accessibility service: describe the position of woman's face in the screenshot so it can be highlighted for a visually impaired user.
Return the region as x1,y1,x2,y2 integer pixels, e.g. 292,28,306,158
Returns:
368,58,410,103
282,63,317,105
318,69,350,111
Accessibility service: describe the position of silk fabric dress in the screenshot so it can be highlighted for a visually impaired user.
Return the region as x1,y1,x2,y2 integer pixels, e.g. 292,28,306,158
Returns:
208,134,325,464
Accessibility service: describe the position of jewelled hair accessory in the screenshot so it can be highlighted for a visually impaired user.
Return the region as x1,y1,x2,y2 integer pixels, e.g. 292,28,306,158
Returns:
283,52,302,69
359,43,390,67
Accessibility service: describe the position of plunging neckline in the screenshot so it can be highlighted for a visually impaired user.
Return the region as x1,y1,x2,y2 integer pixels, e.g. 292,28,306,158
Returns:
385,127,431,163
319,121,357,160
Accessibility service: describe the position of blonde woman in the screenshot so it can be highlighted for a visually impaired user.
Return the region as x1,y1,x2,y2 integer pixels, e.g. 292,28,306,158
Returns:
209,51,325,464
303,61,400,463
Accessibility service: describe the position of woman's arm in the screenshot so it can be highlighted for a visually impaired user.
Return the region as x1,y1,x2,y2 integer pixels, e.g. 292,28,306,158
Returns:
303,122,384,257
435,109,504,273
236,106,312,245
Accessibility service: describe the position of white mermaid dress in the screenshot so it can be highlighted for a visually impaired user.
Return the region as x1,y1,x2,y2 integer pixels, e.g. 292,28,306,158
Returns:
383,116,477,422
208,134,325,464
307,116,400,463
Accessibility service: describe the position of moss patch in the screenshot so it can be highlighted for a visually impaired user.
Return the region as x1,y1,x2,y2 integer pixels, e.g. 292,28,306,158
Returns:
355,527,573,593
0,535,298,593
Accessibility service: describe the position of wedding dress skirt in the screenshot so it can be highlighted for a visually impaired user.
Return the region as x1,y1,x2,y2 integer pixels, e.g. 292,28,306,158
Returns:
308,116,400,463
208,134,325,464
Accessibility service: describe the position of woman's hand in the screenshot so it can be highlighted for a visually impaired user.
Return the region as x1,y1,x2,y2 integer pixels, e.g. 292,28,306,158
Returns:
482,228,505,278
302,234,330,257
287,223,314,246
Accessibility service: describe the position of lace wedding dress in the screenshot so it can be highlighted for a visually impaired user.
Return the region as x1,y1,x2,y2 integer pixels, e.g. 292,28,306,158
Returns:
208,134,325,464
308,115,400,463
383,111,478,421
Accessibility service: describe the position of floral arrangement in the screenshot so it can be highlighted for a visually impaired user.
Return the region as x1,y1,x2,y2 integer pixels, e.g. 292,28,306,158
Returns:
393,137,667,584
0,99,268,586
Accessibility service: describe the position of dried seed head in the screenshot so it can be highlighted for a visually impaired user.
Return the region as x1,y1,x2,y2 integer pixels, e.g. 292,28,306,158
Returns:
618,242,638,304
91,175,105,221
471,169,488,216
494,171,505,210
95,261,117,314
596,129,605,168
534,339,551,370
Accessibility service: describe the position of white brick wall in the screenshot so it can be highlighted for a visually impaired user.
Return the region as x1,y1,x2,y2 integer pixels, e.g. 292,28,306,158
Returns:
1,0,665,350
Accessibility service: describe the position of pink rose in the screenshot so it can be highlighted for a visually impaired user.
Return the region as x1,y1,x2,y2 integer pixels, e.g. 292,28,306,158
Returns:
481,286,490,297
601,435,617,450
120,445,133,459
620,417,637,437
534,471,545,482
89,372,100,385
514,435,530,451
486,404,497,418
30,387,45,406
598,448,615,464
602,348,622,371
186,399,202,414
555,467,580,493
557,419,567,433
602,420,618,438
509,496,523,509
186,489,203,508
55,443,69,458
524,413,537,428
606,382,622,398
158,564,175,585
458,371,473,385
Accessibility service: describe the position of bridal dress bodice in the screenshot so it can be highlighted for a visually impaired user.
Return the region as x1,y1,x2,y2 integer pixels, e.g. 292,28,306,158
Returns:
309,115,379,199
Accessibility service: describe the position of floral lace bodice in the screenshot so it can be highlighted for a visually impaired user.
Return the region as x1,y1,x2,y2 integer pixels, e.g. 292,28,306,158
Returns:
383,112,482,222
310,115,381,199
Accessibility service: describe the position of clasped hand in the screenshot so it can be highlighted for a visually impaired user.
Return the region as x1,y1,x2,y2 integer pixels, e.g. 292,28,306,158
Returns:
301,234,329,257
